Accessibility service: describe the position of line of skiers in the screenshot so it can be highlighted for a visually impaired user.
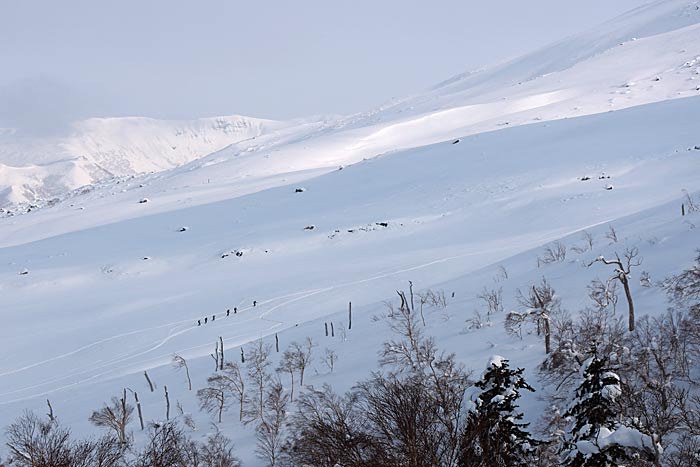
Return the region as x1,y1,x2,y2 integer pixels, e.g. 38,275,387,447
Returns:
197,300,257,326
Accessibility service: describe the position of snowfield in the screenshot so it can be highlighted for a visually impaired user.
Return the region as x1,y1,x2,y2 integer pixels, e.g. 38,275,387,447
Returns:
1,0,700,465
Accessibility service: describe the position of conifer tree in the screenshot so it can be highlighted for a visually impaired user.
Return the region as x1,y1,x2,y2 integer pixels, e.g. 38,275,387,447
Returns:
561,353,652,467
459,356,537,467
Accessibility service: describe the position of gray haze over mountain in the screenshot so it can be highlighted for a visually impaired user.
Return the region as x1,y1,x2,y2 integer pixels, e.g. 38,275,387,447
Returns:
0,0,648,135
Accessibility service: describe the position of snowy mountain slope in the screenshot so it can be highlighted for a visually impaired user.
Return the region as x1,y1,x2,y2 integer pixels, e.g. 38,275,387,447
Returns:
0,96,698,456
0,115,289,206
1,1,700,464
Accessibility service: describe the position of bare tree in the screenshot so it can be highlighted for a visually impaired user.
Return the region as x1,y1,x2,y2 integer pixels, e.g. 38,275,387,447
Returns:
197,362,247,424
255,381,289,467
323,348,338,373
197,375,229,423
89,389,133,445
378,289,471,466
277,348,298,402
515,278,560,354
246,339,273,423
588,247,642,331
224,362,247,423
171,354,192,391
290,338,315,387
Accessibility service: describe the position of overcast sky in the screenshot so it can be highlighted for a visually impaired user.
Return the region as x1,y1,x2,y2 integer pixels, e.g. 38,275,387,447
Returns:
0,0,649,130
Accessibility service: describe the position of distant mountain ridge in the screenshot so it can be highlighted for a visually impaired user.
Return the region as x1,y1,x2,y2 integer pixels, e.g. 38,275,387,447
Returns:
0,115,287,206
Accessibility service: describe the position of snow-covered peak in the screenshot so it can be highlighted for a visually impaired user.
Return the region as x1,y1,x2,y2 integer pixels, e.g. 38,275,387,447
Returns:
0,114,289,206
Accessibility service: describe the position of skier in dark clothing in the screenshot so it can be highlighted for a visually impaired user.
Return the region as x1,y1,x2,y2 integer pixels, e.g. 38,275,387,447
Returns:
198,319,201,326
234,307,237,314
227,309,230,317
253,300,257,307
212,315,215,322
204,317,208,324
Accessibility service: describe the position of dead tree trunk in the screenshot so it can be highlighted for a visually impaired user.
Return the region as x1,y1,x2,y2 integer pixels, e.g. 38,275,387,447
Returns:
219,336,225,370
331,322,335,337
120,389,128,443
144,371,155,392
592,249,640,332
324,322,328,336
211,341,220,371
46,399,55,422
621,274,635,332
164,385,170,421
348,301,352,330
133,392,144,430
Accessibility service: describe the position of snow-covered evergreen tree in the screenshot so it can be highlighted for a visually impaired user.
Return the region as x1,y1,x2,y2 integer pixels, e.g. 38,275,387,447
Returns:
459,356,537,467
561,353,654,467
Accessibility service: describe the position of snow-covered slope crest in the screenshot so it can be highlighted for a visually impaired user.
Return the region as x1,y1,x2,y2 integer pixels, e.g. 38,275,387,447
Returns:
0,114,288,207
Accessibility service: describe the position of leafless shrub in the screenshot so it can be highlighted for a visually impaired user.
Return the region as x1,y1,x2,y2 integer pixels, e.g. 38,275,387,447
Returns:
357,372,445,467
284,385,383,467
323,348,338,373
200,431,241,467
131,421,190,467
477,286,503,319
539,241,567,265
504,310,527,339
418,289,448,309
5,411,81,467
639,270,652,288
662,250,700,307
605,225,619,244
89,390,133,445
571,231,594,254
683,192,699,213
588,278,619,313
495,265,509,282
466,310,487,331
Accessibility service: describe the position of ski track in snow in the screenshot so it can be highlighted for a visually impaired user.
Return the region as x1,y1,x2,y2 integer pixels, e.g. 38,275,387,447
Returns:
0,217,615,404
